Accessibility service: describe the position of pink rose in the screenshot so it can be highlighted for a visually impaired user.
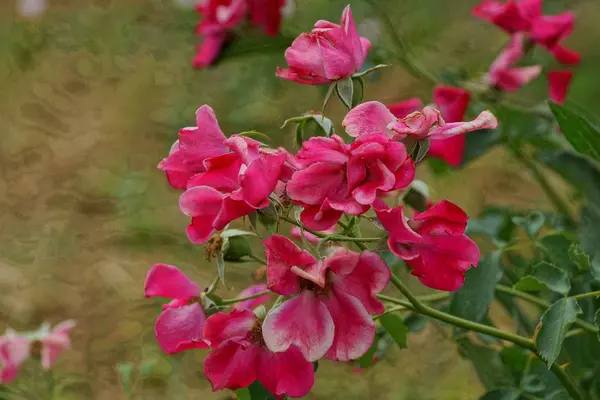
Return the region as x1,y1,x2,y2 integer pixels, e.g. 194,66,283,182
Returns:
488,33,542,92
276,6,371,85
374,200,480,291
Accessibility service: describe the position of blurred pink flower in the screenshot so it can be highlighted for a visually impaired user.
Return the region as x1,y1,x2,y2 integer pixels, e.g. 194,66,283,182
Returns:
233,284,270,310
488,33,542,91
472,0,579,65
0,332,30,384
144,264,208,354
276,6,370,85
39,320,76,370
203,309,314,397
261,235,390,361
343,101,497,141
16,0,47,17
548,70,573,104
374,200,480,291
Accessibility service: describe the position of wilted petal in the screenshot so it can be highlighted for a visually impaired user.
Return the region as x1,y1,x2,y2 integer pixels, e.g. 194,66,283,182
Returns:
262,291,334,362
264,235,316,295
144,264,200,300
257,345,314,398
343,101,397,138
322,287,374,361
203,310,256,347
429,111,498,138
155,303,208,354
204,340,259,391
548,70,573,104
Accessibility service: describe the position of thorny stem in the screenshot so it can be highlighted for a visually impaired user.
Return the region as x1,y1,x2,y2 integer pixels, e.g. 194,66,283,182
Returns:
219,290,271,306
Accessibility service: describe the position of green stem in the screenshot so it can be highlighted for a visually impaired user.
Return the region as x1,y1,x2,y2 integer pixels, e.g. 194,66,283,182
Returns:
375,292,450,319
510,147,576,227
571,290,600,300
387,274,585,400
280,214,372,250
280,215,326,238
496,284,599,334
205,276,220,296
220,290,271,306
247,253,267,265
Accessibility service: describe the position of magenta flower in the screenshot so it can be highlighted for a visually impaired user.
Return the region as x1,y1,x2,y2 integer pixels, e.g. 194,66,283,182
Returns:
232,284,271,311
276,5,371,85
286,134,415,230
248,0,286,37
261,235,390,362
343,101,498,141
374,200,480,291
39,320,76,370
0,332,30,384
144,264,208,354
548,70,573,104
158,105,230,190
203,309,314,397
193,0,247,68
170,106,287,244
488,33,542,92
472,0,579,65
387,86,475,167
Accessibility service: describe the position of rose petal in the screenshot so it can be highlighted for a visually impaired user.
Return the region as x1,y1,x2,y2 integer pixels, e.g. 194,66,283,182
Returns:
264,235,316,296
144,264,200,300
203,310,256,347
343,101,397,138
204,340,259,391
256,345,314,398
155,303,208,354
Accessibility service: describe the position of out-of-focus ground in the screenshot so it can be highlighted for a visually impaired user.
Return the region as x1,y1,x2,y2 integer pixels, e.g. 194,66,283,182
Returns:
1,0,599,398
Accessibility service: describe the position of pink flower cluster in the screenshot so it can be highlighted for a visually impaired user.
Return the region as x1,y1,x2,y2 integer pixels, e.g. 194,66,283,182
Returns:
0,321,75,384
193,0,287,68
474,0,577,103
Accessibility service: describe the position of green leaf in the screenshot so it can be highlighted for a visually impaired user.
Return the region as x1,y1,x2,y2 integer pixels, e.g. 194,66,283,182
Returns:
218,34,294,60
221,229,257,238
216,249,226,285
595,308,600,342
535,297,582,367
223,236,253,262
322,82,337,111
548,102,600,162
580,206,600,258
461,128,503,166
116,362,134,396
236,388,251,400
248,212,259,234
513,276,547,292
568,243,590,271
539,151,600,205
467,207,516,244
451,252,503,322
237,131,273,145
530,261,570,295
536,233,578,277
458,338,515,389
478,389,520,400
352,76,364,107
357,334,380,368
512,211,545,239
379,314,408,349
247,381,279,400
335,77,354,109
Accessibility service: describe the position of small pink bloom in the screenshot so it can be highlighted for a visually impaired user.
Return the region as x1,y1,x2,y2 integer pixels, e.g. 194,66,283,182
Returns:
374,200,480,291
276,6,371,85
203,309,314,397
286,134,414,230
39,320,76,370
290,226,336,245
158,105,229,190
0,332,30,384
261,235,390,362
144,264,208,354
233,284,271,311
488,33,542,92
548,70,573,104
248,0,286,36
530,12,574,49
472,0,541,33
343,101,498,140
193,33,228,68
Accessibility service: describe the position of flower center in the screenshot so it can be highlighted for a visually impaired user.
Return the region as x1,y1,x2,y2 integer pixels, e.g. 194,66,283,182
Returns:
248,321,265,346
299,272,333,297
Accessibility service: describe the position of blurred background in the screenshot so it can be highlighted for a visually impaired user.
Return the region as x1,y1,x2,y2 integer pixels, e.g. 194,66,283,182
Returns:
1,0,599,398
